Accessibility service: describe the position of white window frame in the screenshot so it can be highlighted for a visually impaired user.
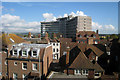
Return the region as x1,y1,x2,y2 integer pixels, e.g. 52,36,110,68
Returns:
13,73,17,80
82,69,88,75
53,54,58,59
31,49,39,58
22,48,30,57
13,49,21,57
0,72,2,76
95,41,98,44
14,62,17,66
95,72,100,76
107,51,110,55
5,60,8,65
22,74,26,80
13,50,17,56
74,69,81,75
22,63,27,70
32,63,37,71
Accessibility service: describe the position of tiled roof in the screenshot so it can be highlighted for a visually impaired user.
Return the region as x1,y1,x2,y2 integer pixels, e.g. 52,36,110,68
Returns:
86,45,104,57
69,52,94,69
69,52,104,72
1,33,26,46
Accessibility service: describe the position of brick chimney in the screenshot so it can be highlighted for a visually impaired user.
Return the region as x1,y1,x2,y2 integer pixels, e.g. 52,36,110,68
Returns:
66,46,70,65
38,34,41,38
28,32,31,38
53,33,57,39
45,32,48,39
96,30,98,34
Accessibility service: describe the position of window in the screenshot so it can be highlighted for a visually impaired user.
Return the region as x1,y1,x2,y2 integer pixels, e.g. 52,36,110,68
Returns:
93,35,96,38
13,73,17,80
56,43,58,46
5,60,8,65
14,62,17,66
95,41,98,44
0,72,2,76
53,43,55,46
14,50,17,56
53,48,55,52
56,48,59,52
32,63,37,70
107,52,110,55
53,54,58,59
84,24,86,26
92,56,95,59
74,69,81,75
6,73,8,76
22,50,27,57
82,70,88,75
32,50,37,57
22,74,27,80
22,63,27,70
95,72,99,76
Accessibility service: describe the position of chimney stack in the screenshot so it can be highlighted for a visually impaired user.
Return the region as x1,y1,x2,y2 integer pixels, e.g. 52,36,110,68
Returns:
96,30,98,34
66,46,70,65
38,34,41,38
53,33,57,39
28,32,31,38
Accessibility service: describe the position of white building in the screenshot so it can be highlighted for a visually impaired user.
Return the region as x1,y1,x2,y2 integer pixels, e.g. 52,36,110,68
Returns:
50,42,60,60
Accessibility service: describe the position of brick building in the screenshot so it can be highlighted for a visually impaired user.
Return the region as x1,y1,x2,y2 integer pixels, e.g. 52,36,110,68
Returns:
59,38,104,79
1,33,53,79
76,31,100,44
2,43,53,79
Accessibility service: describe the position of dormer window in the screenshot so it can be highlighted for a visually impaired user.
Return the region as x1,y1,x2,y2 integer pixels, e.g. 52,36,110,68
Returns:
32,49,39,58
22,50,27,57
14,50,17,56
12,48,21,57
84,34,89,38
78,35,82,38
22,48,30,57
93,35,96,38
33,51,37,57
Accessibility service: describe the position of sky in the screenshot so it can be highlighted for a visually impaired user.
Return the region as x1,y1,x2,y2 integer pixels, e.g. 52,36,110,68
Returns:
1,2,119,34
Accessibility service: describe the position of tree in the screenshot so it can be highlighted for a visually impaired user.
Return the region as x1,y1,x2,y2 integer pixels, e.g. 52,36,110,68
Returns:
110,34,118,39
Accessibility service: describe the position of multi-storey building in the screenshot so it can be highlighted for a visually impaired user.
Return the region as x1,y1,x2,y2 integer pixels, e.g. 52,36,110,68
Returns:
41,16,92,38
2,43,53,79
1,33,53,79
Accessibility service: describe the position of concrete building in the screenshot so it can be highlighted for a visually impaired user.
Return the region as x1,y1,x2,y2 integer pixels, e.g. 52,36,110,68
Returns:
41,16,92,38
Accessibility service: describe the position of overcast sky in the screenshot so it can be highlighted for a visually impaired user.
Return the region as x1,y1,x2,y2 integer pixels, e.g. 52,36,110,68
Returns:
1,2,119,34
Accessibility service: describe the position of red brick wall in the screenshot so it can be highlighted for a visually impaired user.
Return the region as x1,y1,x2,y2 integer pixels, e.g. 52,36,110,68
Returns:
43,46,53,76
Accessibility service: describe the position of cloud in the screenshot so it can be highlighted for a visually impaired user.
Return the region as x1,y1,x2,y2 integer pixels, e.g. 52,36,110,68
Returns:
92,22,117,34
42,11,87,22
1,14,40,33
42,13,56,22
69,11,87,17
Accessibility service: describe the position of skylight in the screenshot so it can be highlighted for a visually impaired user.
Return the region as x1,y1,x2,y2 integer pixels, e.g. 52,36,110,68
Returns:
10,38,15,43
